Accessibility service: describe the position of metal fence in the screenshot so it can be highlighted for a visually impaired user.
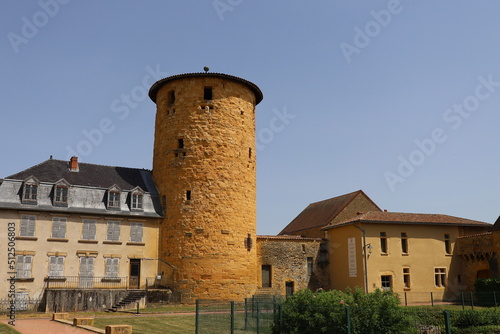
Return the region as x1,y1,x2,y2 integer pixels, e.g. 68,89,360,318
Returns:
196,298,278,334
196,296,500,334
0,298,43,313
46,276,127,289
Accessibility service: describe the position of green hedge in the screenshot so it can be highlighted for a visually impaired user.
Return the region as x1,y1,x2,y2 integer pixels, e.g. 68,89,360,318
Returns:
272,288,408,334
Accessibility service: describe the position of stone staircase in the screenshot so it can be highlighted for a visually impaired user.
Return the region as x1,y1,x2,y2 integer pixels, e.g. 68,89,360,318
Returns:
107,290,146,312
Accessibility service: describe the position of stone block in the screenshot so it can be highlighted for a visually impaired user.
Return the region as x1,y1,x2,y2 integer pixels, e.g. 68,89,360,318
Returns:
73,317,94,326
106,324,133,334
52,312,69,320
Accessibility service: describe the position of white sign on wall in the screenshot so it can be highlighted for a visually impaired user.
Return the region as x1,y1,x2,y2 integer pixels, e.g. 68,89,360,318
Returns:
348,237,357,277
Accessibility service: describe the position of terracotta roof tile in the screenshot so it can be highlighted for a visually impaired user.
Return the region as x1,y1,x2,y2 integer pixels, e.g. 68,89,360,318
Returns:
323,211,491,230
279,190,379,235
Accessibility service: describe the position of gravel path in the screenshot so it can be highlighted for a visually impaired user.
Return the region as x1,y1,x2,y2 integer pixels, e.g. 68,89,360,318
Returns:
1,318,92,334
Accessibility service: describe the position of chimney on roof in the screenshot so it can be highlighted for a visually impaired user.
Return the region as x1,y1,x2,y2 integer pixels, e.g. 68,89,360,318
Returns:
69,156,79,172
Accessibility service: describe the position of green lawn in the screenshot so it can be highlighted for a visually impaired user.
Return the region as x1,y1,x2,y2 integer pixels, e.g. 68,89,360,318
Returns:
93,314,196,334
0,323,22,334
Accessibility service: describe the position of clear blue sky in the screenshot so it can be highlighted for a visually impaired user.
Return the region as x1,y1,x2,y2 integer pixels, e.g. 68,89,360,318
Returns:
2,1,500,235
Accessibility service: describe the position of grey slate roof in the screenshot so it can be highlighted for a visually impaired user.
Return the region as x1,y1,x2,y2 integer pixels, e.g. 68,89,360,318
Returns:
6,159,152,191
0,158,162,217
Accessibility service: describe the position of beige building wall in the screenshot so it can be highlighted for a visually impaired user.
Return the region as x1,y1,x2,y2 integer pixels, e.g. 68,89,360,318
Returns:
327,223,468,301
0,209,159,299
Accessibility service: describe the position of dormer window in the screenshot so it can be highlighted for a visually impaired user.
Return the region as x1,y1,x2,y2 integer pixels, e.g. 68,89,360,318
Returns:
130,187,144,211
53,179,70,207
107,185,121,210
22,177,39,205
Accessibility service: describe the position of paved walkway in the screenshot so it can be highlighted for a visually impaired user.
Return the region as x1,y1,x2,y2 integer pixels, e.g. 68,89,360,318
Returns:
1,318,91,334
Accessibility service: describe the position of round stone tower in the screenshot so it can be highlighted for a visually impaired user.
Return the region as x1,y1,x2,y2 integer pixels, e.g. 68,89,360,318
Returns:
149,72,263,301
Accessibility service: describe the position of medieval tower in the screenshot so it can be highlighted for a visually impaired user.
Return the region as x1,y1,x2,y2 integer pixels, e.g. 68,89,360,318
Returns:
149,72,263,301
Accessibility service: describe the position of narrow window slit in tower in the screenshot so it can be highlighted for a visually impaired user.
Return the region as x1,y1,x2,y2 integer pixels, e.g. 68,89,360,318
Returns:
186,190,191,201
168,90,175,105
204,87,213,100
248,148,252,159
178,139,184,149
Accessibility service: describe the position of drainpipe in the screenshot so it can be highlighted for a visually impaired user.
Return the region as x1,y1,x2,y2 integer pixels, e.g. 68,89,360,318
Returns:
353,224,368,293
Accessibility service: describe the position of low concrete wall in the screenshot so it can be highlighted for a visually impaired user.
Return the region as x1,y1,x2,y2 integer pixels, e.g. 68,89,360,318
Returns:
45,290,130,312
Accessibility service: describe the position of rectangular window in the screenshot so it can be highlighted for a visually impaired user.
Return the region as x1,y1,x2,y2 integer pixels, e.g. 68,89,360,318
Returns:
23,183,37,202
51,217,67,239
168,90,175,105
262,265,272,288
381,275,392,290
132,193,143,210
307,257,313,276
403,268,411,289
444,234,451,254
204,87,213,100
177,138,184,149
20,215,36,237
16,255,33,279
186,190,191,201
105,258,119,278
130,222,144,242
401,232,408,254
435,268,446,287
79,257,95,288
49,256,64,277
106,221,120,241
108,191,120,208
55,186,68,205
82,219,97,240
380,232,388,254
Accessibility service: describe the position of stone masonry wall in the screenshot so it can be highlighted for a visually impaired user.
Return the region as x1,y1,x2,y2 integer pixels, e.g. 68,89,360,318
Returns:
257,237,326,295
152,75,259,302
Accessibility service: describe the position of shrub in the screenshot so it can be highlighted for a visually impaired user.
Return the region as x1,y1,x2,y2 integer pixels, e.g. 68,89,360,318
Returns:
272,288,410,334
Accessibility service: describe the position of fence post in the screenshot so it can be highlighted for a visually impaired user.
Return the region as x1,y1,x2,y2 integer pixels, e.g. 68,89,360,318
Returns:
244,298,248,330
430,292,434,307
461,292,465,311
470,291,474,310
256,301,260,334
231,301,235,334
195,299,200,334
443,310,451,334
345,306,351,334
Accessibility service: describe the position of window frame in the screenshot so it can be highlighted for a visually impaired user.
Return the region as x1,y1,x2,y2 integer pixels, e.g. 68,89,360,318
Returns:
401,232,408,254
48,256,65,277
105,258,120,278
51,217,67,239
20,215,36,237
131,192,143,210
403,267,411,289
22,179,38,204
444,234,452,255
16,255,33,279
106,221,120,241
82,219,97,240
130,222,144,243
380,232,388,254
434,267,446,288
381,274,392,291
